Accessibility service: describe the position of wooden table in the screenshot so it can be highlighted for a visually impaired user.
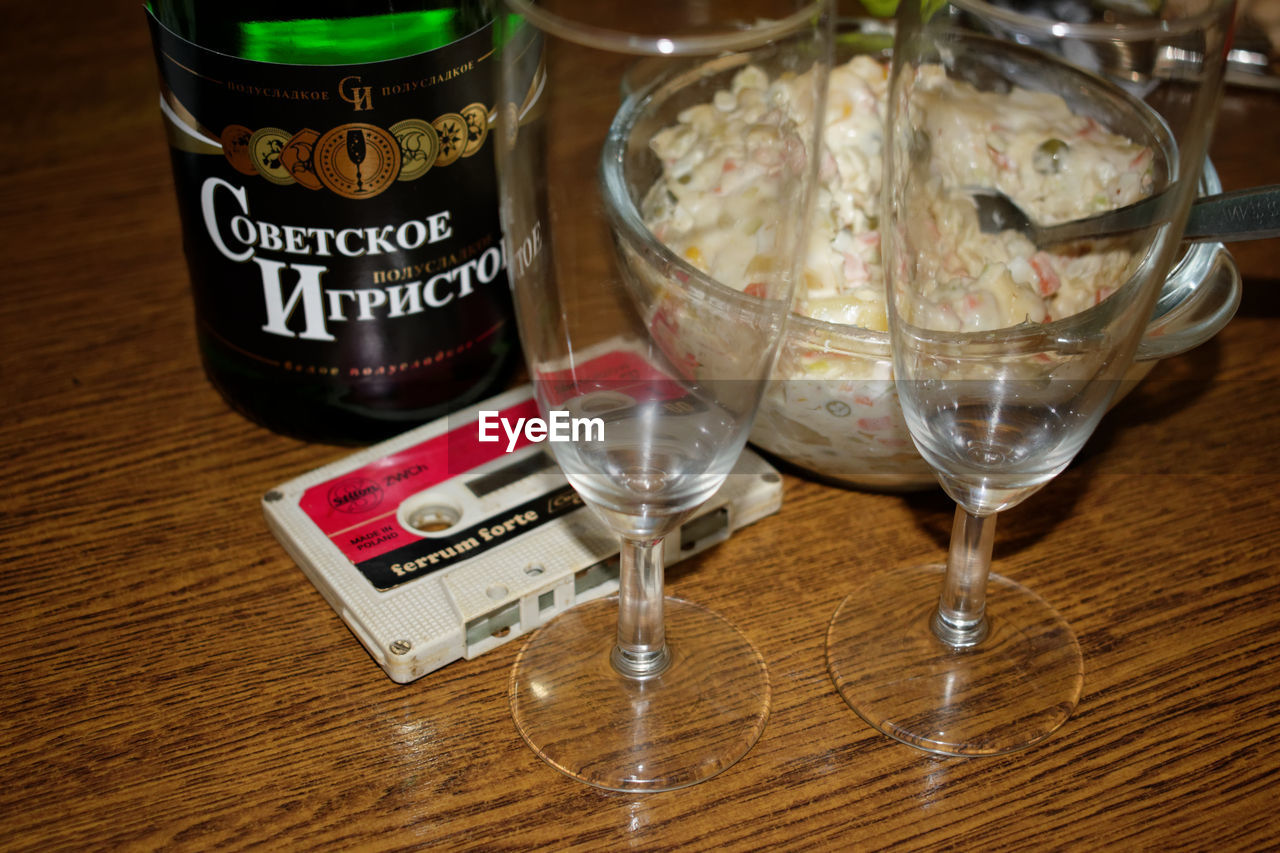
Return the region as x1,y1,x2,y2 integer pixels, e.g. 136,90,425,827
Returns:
3,4,1278,849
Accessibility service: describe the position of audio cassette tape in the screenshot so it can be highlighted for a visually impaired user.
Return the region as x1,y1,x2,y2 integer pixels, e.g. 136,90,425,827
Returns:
263,383,784,683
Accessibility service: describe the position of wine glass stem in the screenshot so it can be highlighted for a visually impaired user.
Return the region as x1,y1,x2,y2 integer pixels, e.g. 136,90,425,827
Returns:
612,536,671,678
932,506,997,648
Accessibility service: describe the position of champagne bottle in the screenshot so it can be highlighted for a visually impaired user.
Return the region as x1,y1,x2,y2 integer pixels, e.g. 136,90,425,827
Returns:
146,1,517,444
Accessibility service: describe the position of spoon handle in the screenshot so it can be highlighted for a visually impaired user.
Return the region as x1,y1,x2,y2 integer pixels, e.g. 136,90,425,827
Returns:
1041,183,1280,245
1183,184,1280,243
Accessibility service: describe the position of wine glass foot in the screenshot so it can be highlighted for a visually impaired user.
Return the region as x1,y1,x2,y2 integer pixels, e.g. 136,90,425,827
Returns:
509,596,770,792
826,564,1082,757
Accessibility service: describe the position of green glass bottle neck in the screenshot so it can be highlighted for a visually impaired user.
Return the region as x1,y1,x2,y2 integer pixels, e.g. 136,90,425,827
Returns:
238,10,467,64
148,2,490,64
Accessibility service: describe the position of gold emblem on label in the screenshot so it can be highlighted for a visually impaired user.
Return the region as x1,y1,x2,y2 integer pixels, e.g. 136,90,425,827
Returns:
459,102,490,158
279,128,322,191
249,127,297,186
432,113,468,167
389,119,441,182
313,123,401,200
221,124,258,176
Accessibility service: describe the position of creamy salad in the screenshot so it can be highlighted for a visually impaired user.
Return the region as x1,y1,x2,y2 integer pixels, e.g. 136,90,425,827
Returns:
642,56,1152,333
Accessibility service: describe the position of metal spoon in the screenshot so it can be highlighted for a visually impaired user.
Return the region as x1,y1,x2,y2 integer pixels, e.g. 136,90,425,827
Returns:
969,183,1280,246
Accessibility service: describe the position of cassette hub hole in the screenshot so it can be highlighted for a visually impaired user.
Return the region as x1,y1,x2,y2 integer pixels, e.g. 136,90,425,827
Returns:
408,504,460,533
573,391,632,416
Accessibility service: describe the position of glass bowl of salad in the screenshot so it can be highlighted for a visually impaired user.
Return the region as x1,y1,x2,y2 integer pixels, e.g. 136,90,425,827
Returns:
601,22,1241,491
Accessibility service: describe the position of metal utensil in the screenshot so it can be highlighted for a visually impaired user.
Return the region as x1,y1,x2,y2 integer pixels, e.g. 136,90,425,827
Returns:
969,183,1280,246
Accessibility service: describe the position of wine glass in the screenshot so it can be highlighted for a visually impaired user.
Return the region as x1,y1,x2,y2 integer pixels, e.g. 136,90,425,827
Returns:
493,0,832,790
825,0,1238,756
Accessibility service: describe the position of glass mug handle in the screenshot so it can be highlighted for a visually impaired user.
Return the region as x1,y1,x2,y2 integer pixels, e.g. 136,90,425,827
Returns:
1134,243,1241,363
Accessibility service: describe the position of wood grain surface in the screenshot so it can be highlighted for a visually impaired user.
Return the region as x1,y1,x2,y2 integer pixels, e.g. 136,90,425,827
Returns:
2,2,1278,849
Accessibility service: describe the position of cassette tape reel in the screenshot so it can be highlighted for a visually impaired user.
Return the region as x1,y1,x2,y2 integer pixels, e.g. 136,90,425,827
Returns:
263,384,784,683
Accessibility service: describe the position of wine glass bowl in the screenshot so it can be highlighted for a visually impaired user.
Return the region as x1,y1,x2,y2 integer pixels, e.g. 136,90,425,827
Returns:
883,29,1184,510
824,0,1236,755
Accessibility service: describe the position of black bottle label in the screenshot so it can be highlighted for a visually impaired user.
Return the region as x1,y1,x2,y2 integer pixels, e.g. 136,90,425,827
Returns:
145,11,512,424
